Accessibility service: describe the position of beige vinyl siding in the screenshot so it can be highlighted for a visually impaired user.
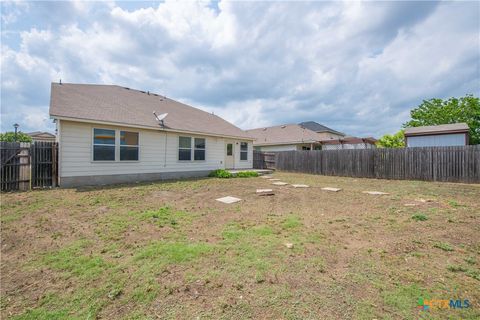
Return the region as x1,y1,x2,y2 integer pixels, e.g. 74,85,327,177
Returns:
255,144,320,151
255,144,299,152
59,120,252,177
233,141,253,169
317,132,344,140
322,143,376,150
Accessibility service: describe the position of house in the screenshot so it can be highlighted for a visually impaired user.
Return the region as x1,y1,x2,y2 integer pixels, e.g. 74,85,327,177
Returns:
298,121,345,140
321,136,377,150
246,124,324,151
27,131,56,142
49,83,253,187
247,121,374,151
404,123,469,147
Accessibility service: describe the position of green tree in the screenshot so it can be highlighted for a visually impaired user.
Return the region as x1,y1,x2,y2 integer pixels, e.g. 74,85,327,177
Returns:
403,95,480,144
376,130,405,148
0,132,33,143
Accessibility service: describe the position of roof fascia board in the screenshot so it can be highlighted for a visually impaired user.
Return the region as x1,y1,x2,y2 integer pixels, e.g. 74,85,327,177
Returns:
404,129,469,137
52,116,254,141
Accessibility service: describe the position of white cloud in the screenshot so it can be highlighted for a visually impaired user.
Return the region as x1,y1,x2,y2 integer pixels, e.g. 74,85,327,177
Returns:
1,0,478,137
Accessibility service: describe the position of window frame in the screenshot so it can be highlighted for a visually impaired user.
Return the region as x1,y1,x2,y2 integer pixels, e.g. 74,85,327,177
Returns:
226,143,233,156
92,128,116,162
240,142,248,161
120,131,139,161
178,136,192,161
91,128,140,162
193,137,206,161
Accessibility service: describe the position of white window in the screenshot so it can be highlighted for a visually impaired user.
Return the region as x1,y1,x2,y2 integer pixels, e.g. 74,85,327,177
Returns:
93,129,115,161
120,131,139,161
93,128,139,161
194,138,206,161
240,142,248,161
179,136,192,161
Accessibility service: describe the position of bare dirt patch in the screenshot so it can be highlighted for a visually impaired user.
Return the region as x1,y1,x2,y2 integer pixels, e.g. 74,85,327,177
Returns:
1,173,479,319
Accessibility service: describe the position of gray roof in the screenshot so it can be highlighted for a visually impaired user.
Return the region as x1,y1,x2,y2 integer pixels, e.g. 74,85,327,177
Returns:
246,124,321,146
298,121,344,136
404,123,469,136
49,83,252,139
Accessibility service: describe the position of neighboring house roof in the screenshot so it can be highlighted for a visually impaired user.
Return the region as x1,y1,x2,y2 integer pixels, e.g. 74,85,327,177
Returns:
49,83,252,140
298,121,345,136
321,136,377,145
246,124,321,146
27,131,56,138
404,123,469,136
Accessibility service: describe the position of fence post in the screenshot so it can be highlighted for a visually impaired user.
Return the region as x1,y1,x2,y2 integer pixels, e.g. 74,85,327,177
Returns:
18,142,31,191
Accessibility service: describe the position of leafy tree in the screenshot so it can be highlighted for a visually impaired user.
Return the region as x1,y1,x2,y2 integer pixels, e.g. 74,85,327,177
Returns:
403,95,480,144
376,130,405,148
0,132,33,143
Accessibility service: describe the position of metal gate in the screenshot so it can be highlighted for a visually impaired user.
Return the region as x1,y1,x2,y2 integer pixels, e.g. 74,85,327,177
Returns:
1,142,58,191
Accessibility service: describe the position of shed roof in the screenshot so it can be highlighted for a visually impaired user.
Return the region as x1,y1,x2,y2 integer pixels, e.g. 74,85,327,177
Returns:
404,123,469,136
49,83,252,139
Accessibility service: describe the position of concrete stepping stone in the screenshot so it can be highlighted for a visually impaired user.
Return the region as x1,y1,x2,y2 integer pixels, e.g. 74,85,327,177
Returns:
256,189,274,196
272,182,288,186
216,196,242,204
321,187,342,192
404,203,418,207
292,184,309,188
415,198,434,203
362,191,389,195
268,178,281,181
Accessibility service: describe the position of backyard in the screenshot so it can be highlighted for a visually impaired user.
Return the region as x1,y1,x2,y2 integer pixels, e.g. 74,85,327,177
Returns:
1,172,479,319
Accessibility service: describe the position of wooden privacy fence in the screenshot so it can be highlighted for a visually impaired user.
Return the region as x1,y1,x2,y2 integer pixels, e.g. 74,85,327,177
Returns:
1,141,58,191
253,151,276,169
269,146,480,183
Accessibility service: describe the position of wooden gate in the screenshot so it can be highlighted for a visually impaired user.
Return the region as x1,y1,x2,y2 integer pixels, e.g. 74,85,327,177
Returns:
0,142,30,191
253,151,276,169
31,142,58,188
0,142,58,191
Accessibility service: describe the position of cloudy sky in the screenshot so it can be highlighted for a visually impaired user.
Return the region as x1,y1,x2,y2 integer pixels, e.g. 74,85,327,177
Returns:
1,1,479,137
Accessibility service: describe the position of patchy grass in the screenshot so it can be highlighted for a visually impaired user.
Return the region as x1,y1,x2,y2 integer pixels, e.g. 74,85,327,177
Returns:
383,284,430,318
281,214,302,229
411,213,428,221
433,242,454,252
134,241,213,265
1,173,479,319
139,206,189,228
447,264,468,272
40,240,112,280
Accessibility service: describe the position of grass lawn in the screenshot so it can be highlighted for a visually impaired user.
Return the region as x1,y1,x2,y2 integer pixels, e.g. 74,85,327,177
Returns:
1,172,479,319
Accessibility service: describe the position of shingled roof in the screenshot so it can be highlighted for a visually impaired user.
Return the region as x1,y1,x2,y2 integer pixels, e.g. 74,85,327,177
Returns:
404,123,469,136
49,83,252,139
246,124,321,146
298,121,345,136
